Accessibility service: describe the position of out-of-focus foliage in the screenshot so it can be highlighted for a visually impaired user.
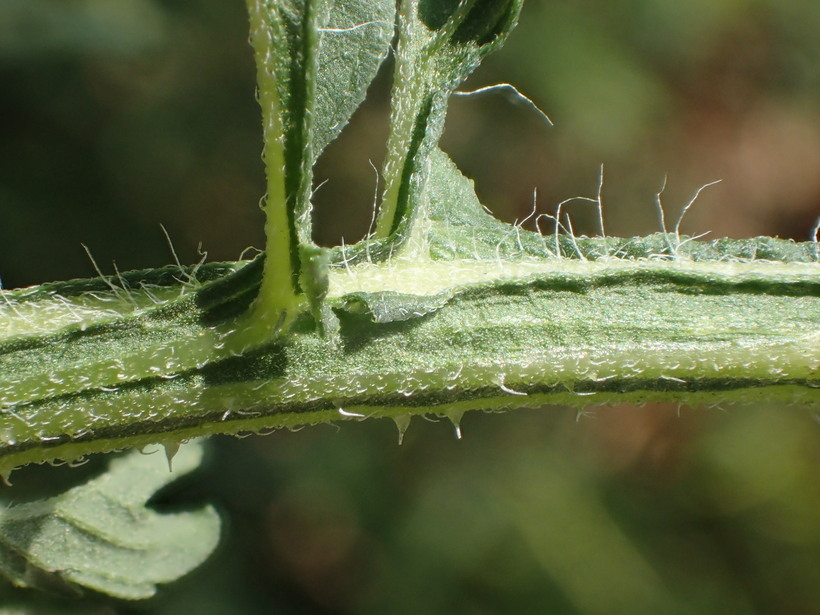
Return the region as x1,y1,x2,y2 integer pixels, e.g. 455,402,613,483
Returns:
0,442,219,601
0,0,264,290
1,0,818,613
2,0,818,287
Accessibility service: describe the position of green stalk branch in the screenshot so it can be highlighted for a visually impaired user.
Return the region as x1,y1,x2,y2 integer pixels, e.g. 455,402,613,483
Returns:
375,0,523,249
1,233,818,478
243,0,318,340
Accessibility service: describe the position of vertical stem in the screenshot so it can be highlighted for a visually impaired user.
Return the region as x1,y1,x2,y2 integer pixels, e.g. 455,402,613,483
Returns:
242,0,304,342
375,0,421,240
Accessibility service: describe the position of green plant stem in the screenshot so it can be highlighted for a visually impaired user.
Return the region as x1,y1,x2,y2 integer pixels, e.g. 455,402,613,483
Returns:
1,241,818,476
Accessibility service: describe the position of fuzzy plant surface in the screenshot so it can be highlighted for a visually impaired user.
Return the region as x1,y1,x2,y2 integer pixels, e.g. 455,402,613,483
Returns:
0,0,818,603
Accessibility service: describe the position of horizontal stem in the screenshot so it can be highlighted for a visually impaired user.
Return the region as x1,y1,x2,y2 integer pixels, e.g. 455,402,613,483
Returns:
1,251,817,475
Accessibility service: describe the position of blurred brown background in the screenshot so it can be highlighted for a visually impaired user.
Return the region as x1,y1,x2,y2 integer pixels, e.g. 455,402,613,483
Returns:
1,1,819,613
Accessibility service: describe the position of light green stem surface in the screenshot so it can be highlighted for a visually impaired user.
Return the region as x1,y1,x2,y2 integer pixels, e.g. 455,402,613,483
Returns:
1,0,818,478
1,237,818,477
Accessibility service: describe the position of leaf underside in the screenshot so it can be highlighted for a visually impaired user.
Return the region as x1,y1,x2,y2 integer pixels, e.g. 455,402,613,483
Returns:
0,442,219,600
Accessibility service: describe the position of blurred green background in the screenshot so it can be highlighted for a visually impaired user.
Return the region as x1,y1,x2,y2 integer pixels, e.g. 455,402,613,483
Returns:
1,0,819,613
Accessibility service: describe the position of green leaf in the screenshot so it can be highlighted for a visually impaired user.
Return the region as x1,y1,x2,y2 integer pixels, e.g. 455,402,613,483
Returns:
243,0,394,337
312,0,396,159
340,290,454,323
421,148,820,264
251,0,394,172
0,442,219,600
375,0,523,245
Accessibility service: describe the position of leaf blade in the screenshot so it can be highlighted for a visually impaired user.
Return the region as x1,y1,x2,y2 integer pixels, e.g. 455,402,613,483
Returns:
0,442,219,600
243,0,395,337
375,0,524,245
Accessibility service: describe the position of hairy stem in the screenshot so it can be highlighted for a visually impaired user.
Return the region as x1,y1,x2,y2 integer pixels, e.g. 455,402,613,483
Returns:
1,238,817,477
245,0,303,336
